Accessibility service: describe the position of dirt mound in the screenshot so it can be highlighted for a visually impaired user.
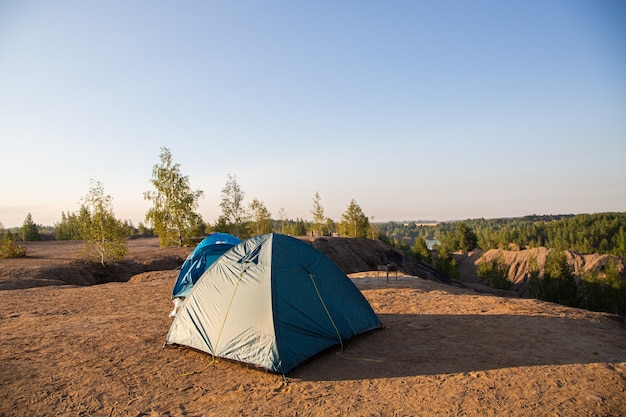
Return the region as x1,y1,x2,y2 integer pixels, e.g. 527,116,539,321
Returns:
0,238,190,290
308,236,450,283
0,236,448,290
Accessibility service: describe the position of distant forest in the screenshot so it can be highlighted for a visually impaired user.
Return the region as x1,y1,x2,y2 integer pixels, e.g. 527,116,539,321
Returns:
377,213,626,257
6,212,625,259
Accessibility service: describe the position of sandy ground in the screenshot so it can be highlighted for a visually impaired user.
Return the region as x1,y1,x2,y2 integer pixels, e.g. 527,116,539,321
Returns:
1,242,625,416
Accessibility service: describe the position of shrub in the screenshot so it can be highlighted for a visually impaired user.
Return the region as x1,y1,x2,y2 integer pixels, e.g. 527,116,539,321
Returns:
0,233,26,258
477,255,512,290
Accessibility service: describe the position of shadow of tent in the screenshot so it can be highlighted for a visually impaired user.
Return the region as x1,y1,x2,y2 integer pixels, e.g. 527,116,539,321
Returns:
291,313,626,382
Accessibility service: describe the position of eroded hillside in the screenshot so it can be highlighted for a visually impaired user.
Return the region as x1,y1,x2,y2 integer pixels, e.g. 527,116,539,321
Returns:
454,248,626,296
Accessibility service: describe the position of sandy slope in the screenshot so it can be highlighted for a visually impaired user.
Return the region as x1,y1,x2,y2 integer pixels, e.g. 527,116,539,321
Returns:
1,268,625,416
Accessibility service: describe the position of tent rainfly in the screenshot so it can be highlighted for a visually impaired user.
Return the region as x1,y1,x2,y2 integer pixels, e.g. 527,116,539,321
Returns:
165,233,382,374
171,232,242,299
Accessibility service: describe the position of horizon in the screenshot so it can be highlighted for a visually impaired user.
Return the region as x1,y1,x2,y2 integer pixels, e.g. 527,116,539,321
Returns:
1,209,622,230
1,1,625,229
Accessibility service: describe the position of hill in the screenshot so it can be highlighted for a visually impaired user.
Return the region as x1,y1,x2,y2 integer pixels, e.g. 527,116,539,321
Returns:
454,248,626,296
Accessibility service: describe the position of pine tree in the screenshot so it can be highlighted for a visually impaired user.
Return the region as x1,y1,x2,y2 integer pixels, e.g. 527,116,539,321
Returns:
20,213,39,241
412,236,430,261
340,199,369,238
543,250,579,307
456,222,478,251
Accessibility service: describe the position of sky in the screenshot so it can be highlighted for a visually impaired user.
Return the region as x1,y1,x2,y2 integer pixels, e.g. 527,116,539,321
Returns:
1,0,625,228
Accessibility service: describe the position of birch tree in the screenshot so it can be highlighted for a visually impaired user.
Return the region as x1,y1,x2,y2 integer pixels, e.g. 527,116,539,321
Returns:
310,191,325,237
144,147,204,247
249,198,272,236
218,174,248,238
79,180,128,266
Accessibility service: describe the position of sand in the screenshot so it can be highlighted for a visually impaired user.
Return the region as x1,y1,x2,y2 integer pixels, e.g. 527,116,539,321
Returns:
1,242,625,416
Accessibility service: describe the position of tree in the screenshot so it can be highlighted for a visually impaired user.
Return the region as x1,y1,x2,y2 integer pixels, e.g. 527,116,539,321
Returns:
187,219,208,238
437,229,459,254
603,259,626,315
477,255,512,290
433,245,458,279
369,216,378,240
55,211,83,240
137,222,154,236
615,226,626,258
326,218,336,236
79,180,128,267
412,236,430,261
248,198,272,236
219,174,248,238
293,218,308,236
527,257,542,298
541,250,579,307
456,222,478,251
310,191,325,237
277,207,287,234
144,147,204,247
340,199,370,238
438,222,478,253
20,213,39,241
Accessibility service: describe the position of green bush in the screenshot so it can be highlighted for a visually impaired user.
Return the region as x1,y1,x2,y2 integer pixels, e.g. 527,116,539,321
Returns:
531,251,579,307
0,233,26,258
434,250,458,279
477,256,512,290
579,260,626,316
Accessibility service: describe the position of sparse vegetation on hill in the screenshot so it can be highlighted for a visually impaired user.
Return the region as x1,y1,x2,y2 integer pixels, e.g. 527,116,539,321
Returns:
380,216,626,316
454,248,626,316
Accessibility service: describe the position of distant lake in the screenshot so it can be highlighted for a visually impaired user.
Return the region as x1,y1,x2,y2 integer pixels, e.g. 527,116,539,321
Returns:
425,239,440,250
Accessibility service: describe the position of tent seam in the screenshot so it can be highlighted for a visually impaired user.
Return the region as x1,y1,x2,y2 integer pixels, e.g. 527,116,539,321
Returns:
306,271,344,353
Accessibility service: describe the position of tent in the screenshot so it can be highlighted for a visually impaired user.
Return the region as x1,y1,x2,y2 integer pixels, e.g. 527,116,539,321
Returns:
171,233,242,299
165,233,382,374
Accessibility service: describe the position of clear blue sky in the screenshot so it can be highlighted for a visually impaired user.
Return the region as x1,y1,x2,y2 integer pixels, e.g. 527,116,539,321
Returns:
1,0,625,228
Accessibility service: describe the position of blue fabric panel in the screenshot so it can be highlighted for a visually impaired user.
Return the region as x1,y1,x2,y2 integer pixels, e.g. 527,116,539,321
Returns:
171,233,241,298
271,235,382,372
